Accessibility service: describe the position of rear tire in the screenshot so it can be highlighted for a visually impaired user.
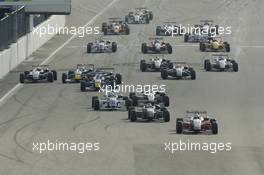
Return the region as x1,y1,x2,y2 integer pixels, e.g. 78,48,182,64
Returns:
130,110,137,122
87,43,92,53
163,110,170,122
115,73,122,84
184,33,189,42
190,69,196,80
140,60,147,72
112,42,117,52
176,119,183,134
94,99,100,111
205,61,211,71
20,73,25,83
163,95,170,107
212,121,218,134
167,44,172,54
225,43,230,52
161,69,168,79
156,26,161,35
141,43,147,53
233,62,238,72
52,70,57,80
80,81,86,92
92,96,99,108
62,73,67,83
48,72,54,82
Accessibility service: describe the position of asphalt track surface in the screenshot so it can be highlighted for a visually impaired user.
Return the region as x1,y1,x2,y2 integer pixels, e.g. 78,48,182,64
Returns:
0,0,264,174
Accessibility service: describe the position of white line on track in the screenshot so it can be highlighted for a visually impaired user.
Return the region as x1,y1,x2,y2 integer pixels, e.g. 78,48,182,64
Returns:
0,0,118,107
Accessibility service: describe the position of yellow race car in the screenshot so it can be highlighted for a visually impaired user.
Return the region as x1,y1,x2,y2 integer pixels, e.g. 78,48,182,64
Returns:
200,37,230,52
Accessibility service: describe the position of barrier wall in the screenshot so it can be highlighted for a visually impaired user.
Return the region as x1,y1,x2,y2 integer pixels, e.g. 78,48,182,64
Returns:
0,15,66,79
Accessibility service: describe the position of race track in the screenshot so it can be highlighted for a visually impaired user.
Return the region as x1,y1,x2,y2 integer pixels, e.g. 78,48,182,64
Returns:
0,0,263,174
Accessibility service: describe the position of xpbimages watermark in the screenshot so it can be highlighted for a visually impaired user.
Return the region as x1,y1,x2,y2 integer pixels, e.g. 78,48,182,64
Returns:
99,82,166,95
33,24,100,37
32,140,100,154
164,140,232,154
163,24,232,37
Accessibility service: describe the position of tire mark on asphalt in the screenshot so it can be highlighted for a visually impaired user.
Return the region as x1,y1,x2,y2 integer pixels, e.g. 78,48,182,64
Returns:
72,112,101,131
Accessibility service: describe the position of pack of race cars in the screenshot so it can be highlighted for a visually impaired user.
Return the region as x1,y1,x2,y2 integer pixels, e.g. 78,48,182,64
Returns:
19,8,239,135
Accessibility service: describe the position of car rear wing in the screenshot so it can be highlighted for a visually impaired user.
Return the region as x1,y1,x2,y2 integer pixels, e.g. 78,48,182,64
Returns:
135,7,147,10
77,64,95,69
32,64,50,68
211,54,229,57
108,18,123,22
163,21,177,24
200,19,214,23
186,110,207,114
97,67,115,72
148,37,164,40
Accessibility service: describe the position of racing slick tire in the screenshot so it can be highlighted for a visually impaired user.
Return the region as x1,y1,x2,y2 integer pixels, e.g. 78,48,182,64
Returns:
87,43,92,53
92,96,99,108
211,121,218,134
130,110,137,122
149,11,153,20
163,110,170,122
225,43,231,52
19,73,25,84
141,43,147,53
125,27,130,35
62,73,67,83
163,95,170,107
146,16,150,24
112,42,117,52
132,96,138,106
115,73,122,84
161,69,168,79
128,107,134,119
167,44,172,54
48,72,54,82
156,26,161,35
233,62,239,72
80,81,86,92
204,59,210,70
140,60,147,72
129,92,136,99
184,33,189,42
190,69,196,80
52,70,57,81
200,43,206,52
176,119,183,134
94,99,100,111
125,99,132,110
205,61,212,71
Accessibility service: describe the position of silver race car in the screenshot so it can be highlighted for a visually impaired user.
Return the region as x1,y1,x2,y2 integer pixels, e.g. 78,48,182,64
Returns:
20,65,57,83
125,7,153,24
87,39,117,53
161,62,196,80
141,38,172,54
204,54,238,72
92,91,131,111
140,56,172,72
128,102,170,122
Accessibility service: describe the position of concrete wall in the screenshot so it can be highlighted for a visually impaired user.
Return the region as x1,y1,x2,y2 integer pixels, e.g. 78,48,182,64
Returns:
0,15,66,79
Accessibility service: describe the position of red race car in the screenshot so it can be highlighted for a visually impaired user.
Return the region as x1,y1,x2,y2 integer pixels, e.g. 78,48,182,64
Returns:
176,110,218,134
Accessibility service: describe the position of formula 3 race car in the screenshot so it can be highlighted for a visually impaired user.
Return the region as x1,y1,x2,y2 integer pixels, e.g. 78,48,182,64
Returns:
129,91,170,107
161,62,196,80
92,91,131,111
87,39,117,53
128,102,170,122
204,54,238,72
176,110,218,134
199,37,230,52
125,7,153,24
62,64,95,83
141,38,172,54
184,19,218,42
80,68,122,91
156,22,183,36
102,18,130,35
140,56,172,72
19,65,57,83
